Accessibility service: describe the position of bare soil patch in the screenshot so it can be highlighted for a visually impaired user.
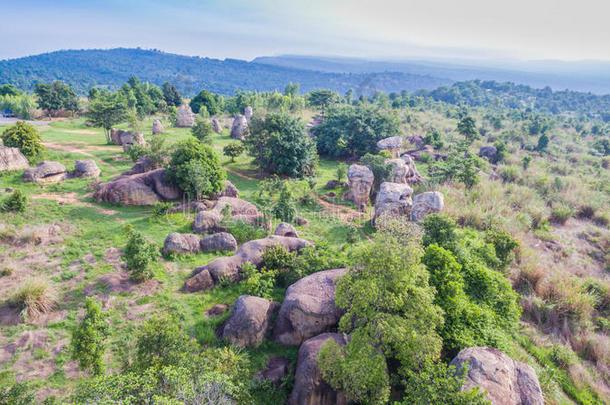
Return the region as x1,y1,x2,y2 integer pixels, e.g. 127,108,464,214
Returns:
32,192,119,215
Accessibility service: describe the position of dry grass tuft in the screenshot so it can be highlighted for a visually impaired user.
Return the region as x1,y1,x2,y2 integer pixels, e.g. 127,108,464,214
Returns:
11,277,58,319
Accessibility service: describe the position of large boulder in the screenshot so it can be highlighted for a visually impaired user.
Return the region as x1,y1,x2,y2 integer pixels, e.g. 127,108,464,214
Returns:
182,236,313,292
386,158,410,184
121,132,145,153
289,333,349,405
211,180,239,199
400,154,425,184
110,129,130,145
221,295,277,347
274,222,298,238
176,104,195,127
273,268,347,346
244,106,253,122
230,114,249,140
0,146,29,172
255,356,290,385
479,146,498,161
410,191,444,222
192,211,224,234
93,168,180,206
450,347,544,405
212,197,259,216
73,160,100,178
344,164,374,210
376,136,403,157
163,232,201,255
200,232,237,252
212,118,223,134
23,161,67,184
152,119,164,135
122,156,156,176
374,182,413,224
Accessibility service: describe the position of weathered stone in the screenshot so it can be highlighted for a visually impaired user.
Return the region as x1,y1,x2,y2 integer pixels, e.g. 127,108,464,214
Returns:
386,158,409,183
110,129,130,145
289,333,349,405
212,197,259,216
121,132,145,153
376,136,403,157
122,157,156,176
147,169,181,200
410,191,444,222
374,182,413,224
93,168,180,206
211,180,239,199
152,119,164,135
0,146,29,172
295,217,309,226
192,210,224,234
344,164,373,210
221,295,277,347
274,222,298,238
176,104,195,127
199,232,237,252
450,347,544,405
22,161,67,184
273,268,347,346
244,106,253,122
163,232,201,255
205,304,229,317
212,118,222,134
400,154,425,184
230,114,249,140
255,356,290,385
183,269,214,292
407,135,424,148
479,146,497,161
73,160,100,178
169,200,212,214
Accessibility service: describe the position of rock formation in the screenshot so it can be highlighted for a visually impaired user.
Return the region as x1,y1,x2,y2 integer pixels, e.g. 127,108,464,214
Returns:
410,191,444,222
273,268,346,346
212,118,223,134
93,168,180,206
0,146,29,172
400,154,425,184
176,104,195,127
255,356,290,385
274,222,298,238
73,160,100,178
152,119,164,135
386,158,409,184
244,106,253,122
230,114,249,140
121,132,146,153
479,145,497,161
212,197,259,216
344,164,374,210
450,347,544,405
199,232,237,252
110,129,130,145
192,211,224,234
211,180,239,199
376,136,403,157
221,295,277,347
374,182,413,224
163,232,202,255
22,161,67,184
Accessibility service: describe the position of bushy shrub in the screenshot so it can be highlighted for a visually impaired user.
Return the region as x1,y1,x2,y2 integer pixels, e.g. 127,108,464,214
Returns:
550,205,573,225
0,372,35,405
336,162,347,183
122,225,158,281
1,189,27,213
189,89,223,115
421,214,458,250
191,117,213,142
261,245,297,287
272,185,297,223
71,297,108,375
485,230,519,269
150,201,172,218
224,220,267,244
223,142,244,162
360,153,392,194
12,277,57,319
1,121,44,160
241,262,277,299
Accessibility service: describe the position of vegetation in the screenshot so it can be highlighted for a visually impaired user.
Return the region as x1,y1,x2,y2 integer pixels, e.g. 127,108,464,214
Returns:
122,225,159,281
1,189,27,213
34,81,79,116
1,121,44,160
223,142,245,162
71,297,109,375
87,92,128,143
11,277,57,320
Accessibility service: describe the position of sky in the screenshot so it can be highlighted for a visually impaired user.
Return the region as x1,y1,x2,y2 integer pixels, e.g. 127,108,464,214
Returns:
1,0,610,62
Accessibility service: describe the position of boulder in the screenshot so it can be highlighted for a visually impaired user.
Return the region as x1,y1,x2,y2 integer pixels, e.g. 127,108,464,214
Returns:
212,118,223,134
200,232,237,252
205,304,229,317
152,119,164,135
212,197,259,216
73,160,100,178
479,146,497,161
344,164,373,210
386,158,409,184
410,191,444,222
400,154,425,184
110,129,130,145
221,295,277,347
94,168,180,206
22,161,67,184
163,232,201,255
376,136,403,157
374,182,413,224
406,135,424,148
295,217,309,226
289,333,349,405
274,222,298,238
169,200,212,214
244,106,253,122
122,156,156,175
0,146,29,172
176,104,195,127
183,235,313,292
273,268,347,346
192,210,224,234
450,347,544,405
230,114,249,140
255,356,290,385
325,179,340,189
121,132,146,153
211,180,239,199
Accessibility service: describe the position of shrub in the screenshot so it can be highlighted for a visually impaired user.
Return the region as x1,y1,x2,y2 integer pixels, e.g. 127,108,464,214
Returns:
1,121,44,160
421,214,458,250
360,153,392,194
0,373,35,405
241,262,277,299
499,165,520,183
1,189,27,213
485,230,519,269
522,155,532,170
576,205,596,219
151,201,172,218
223,142,244,162
12,277,57,319
189,89,222,115
423,128,444,150
336,162,347,183
191,117,213,142
261,245,297,287
122,225,158,281
0,268,13,277
126,143,146,162
71,297,108,375
550,205,573,225
272,185,296,223
224,220,267,243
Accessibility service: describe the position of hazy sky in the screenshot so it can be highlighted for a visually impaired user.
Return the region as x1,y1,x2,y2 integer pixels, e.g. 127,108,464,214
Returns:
2,0,610,61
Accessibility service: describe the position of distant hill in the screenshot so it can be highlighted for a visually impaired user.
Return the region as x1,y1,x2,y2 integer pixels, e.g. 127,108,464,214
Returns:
0,48,451,96
253,55,610,94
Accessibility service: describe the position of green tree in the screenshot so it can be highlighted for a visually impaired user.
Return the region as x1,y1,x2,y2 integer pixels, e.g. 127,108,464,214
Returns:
306,89,339,112
162,82,182,107
245,113,317,177
87,93,128,144
71,297,109,375
122,225,159,281
458,157,480,190
361,153,392,194
537,133,549,151
190,89,222,115
0,84,20,97
272,184,297,222
191,117,213,142
336,163,347,183
223,142,244,162
34,81,79,116
283,82,300,97
1,121,44,160
457,115,478,141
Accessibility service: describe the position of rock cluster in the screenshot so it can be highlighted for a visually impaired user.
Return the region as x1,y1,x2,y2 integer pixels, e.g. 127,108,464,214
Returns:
374,182,413,223
192,210,224,234
0,146,29,172
73,160,100,178
176,104,195,127
163,232,237,255
23,161,67,184
344,164,374,210
230,114,249,140
400,154,425,184
152,119,164,134
93,168,180,206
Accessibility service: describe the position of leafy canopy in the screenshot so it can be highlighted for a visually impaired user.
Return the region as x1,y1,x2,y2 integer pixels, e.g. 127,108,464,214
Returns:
1,121,44,160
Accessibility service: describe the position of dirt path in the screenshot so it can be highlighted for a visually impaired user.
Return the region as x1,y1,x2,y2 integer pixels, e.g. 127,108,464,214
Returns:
32,193,119,216
42,142,115,167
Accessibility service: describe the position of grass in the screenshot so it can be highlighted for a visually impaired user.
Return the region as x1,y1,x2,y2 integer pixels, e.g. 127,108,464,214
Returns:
12,277,58,320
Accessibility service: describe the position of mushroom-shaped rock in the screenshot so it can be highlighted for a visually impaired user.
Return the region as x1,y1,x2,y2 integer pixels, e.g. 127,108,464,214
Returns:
152,119,164,135
192,211,224,234
410,191,444,222
221,295,277,347
23,161,67,184
93,169,180,206
400,154,425,184
163,232,201,255
230,114,249,140
386,158,410,184
274,222,298,238
479,146,498,161
289,333,349,405
450,347,544,405
212,197,259,216
73,160,101,178
182,236,313,292
273,268,347,346
0,146,29,172
344,164,373,209
374,182,413,224
376,136,403,157
176,104,195,128
200,232,237,252
212,118,223,134
244,106,253,122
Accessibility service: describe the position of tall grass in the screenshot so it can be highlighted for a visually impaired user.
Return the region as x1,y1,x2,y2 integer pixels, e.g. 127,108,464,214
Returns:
12,277,58,319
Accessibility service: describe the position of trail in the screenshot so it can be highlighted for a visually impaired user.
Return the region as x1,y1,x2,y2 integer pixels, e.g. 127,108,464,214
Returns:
31,192,119,216
42,142,115,167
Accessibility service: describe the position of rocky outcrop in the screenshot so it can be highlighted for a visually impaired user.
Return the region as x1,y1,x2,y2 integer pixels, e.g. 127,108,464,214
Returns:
212,118,222,134
221,295,277,347
289,333,349,405
211,180,239,199
93,168,181,206
400,154,425,184
386,158,409,184
212,197,259,216
73,160,100,178
230,114,248,140
344,164,373,210
110,129,130,145
274,222,298,238
152,119,164,135
410,191,444,222
479,146,497,161
121,132,146,153
450,347,544,405
176,104,195,127
374,182,413,224
273,268,346,346
376,136,403,157
22,161,67,184
163,232,201,255
192,211,224,234
122,157,156,176
169,200,212,214
255,356,290,385
199,232,237,252
244,106,253,122
182,236,313,292
0,146,29,172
